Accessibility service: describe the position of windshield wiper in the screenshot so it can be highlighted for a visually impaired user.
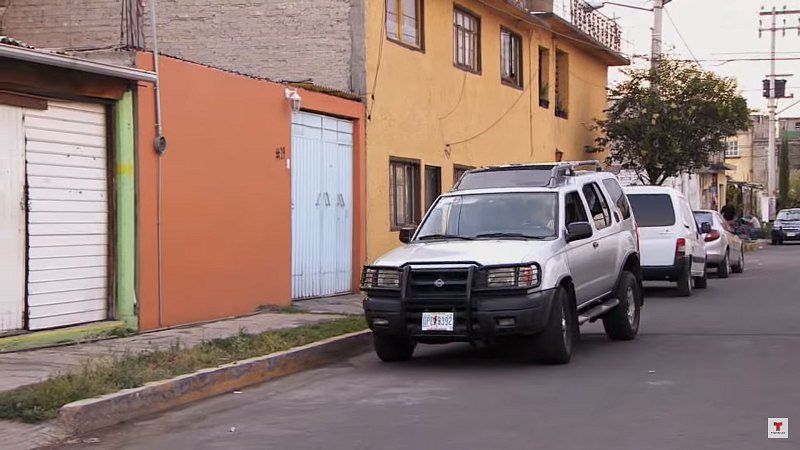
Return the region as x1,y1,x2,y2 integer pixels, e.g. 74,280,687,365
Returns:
416,234,474,241
473,232,546,240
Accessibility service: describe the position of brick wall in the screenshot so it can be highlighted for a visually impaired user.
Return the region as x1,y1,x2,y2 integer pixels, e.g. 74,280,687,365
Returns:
2,0,361,93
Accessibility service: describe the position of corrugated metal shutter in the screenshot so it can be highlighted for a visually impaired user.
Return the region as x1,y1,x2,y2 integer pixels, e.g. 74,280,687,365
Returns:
24,101,109,330
291,112,353,299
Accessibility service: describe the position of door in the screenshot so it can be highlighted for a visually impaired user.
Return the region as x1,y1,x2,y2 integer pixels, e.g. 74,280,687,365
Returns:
291,112,353,299
581,182,618,297
627,193,679,267
0,106,25,332
24,101,109,330
563,191,602,304
677,199,705,277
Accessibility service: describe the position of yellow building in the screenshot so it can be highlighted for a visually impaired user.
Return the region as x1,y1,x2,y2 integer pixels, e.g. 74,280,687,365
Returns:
725,127,755,183
364,0,629,260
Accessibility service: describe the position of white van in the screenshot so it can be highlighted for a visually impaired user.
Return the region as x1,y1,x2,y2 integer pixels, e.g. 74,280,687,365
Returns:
623,186,709,296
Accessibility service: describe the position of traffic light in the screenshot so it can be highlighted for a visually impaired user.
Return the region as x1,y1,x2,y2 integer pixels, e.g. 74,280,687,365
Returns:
763,79,789,98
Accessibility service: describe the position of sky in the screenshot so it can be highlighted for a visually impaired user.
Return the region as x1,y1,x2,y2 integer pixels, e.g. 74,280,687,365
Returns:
595,0,800,117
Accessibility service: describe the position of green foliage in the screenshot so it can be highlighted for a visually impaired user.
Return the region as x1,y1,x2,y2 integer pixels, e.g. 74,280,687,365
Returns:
597,58,751,185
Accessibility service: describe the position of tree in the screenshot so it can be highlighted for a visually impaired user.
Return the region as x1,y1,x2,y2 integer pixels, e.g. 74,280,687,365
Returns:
779,137,790,209
597,58,750,185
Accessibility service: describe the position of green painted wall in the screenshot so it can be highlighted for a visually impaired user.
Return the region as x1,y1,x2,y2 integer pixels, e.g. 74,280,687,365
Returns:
116,91,137,330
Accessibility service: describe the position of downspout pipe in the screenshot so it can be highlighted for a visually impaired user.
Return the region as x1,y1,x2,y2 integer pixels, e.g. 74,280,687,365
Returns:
150,0,167,327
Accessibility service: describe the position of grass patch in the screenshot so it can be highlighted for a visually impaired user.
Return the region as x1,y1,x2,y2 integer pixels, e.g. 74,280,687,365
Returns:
0,316,367,423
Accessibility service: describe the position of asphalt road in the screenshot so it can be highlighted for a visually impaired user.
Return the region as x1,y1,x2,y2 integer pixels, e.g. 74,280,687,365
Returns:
62,245,800,450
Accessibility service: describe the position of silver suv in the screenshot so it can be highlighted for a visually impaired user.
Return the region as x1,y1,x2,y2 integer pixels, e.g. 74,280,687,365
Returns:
360,161,643,364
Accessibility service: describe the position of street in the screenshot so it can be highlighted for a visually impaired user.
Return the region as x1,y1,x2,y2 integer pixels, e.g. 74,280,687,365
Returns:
63,246,800,450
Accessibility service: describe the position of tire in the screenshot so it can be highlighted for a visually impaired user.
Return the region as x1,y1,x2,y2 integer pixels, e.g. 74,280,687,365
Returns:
694,272,707,289
676,264,692,297
731,248,744,274
602,271,641,341
373,334,416,362
520,286,573,364
717,251,730,279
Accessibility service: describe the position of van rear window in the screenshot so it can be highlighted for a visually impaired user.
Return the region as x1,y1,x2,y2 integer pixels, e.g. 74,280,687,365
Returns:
627,194,676,227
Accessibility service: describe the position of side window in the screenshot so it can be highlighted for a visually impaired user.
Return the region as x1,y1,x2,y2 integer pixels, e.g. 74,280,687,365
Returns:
602,178,631,220
582,183,611,230
564,191,589,226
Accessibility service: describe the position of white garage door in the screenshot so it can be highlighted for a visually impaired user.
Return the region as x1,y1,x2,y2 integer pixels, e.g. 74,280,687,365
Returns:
25,101,109,330
291,111,353,299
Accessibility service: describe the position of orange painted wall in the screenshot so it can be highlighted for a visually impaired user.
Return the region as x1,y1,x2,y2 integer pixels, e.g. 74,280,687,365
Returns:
135,53,365,330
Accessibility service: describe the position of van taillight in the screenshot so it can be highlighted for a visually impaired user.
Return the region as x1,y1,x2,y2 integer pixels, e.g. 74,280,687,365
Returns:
676,238,686,256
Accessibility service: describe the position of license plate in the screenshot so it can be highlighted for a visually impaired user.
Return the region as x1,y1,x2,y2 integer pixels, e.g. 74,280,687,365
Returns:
788,232,797,237
421,312,454,331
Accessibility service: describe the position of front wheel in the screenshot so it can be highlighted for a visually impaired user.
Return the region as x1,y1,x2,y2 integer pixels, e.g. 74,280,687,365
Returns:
373,334,416,362
519,286,574,364
717,252,730,279
731,248,745,274
602,271,642,340
677,265,692,297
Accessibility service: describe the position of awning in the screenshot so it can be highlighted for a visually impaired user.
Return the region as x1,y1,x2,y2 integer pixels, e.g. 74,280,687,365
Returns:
0,43,157,83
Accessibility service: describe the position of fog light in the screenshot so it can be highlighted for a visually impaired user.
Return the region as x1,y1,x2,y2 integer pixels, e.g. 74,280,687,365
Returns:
497,317,516,327
372,318,389,326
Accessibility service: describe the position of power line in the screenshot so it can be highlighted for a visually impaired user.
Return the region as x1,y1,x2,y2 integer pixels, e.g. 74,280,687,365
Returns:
664,8,700,65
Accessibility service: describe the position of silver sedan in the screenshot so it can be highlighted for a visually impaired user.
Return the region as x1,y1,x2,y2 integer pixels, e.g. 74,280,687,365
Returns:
693,209,744,278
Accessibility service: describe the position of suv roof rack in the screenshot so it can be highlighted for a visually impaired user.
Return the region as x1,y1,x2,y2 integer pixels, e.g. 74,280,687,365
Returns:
452,160,603,191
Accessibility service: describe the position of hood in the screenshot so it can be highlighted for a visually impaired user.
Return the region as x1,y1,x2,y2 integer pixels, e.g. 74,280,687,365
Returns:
372,240,556,267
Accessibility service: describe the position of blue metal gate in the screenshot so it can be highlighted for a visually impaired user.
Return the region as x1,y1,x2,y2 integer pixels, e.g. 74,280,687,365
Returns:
291,112,353,299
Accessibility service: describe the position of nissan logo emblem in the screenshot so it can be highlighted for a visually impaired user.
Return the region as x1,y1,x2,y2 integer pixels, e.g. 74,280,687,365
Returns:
434,278,445,288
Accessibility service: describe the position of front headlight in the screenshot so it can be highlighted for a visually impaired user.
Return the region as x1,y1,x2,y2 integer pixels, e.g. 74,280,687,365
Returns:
360,267,401,290
486,264,540,289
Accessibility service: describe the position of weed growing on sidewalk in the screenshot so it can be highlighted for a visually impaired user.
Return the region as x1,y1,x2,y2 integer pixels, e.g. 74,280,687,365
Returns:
0,316,366,423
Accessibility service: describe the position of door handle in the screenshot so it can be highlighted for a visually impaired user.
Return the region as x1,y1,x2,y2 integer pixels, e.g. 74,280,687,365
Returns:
593,242,599,249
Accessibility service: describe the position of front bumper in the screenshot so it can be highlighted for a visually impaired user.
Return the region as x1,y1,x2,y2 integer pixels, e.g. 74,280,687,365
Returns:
363,288,558,343
772,228,800,241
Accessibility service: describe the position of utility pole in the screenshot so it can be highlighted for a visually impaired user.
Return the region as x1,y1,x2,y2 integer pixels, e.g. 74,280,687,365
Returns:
759,6,800,220
651,0,664,72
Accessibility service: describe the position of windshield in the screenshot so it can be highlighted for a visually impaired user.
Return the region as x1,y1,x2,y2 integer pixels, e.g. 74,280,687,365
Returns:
415,192,558,240
777,210,800,221
627,194,676,227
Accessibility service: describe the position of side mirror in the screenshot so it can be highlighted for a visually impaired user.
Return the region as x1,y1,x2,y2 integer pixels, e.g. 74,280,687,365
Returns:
565,222,593,243
399,228,415,244
700,222,712,234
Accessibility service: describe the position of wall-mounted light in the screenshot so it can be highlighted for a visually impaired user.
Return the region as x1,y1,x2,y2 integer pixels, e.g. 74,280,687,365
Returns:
285,88,302,112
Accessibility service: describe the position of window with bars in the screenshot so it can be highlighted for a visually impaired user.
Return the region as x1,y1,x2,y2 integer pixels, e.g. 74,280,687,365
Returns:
425,165,442,210
454,7,480,72
386,0,423,49
500,28,523,88
538,47,550,108
555,49,569,119
390,159,421,229
725,141,740,158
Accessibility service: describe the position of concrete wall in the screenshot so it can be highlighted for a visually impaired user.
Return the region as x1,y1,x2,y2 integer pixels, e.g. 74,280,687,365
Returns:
2,0,363,94
363,0,612,261
134,54,365,330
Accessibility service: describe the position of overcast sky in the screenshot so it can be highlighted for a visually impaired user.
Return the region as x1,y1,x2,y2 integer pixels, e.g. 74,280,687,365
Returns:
598,0,800,117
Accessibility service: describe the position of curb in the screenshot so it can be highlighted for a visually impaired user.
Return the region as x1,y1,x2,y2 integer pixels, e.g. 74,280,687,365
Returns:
55,329,373,438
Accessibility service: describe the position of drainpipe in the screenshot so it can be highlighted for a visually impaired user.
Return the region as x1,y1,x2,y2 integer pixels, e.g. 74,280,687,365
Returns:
150,0,167,327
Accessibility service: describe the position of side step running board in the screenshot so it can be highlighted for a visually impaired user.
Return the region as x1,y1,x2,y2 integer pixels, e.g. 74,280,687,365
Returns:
577,298,620,325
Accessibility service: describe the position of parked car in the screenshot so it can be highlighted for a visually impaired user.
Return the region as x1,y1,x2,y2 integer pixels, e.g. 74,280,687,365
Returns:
693,209,744,277
360,161,643,365
623,186,709,297
771,208,800,245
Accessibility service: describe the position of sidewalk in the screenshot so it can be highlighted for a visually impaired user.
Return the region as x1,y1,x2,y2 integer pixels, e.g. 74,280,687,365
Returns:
0,294,363,449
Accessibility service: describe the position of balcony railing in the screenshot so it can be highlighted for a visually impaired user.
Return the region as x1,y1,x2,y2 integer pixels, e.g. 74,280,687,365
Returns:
507,0,622,53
